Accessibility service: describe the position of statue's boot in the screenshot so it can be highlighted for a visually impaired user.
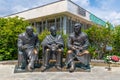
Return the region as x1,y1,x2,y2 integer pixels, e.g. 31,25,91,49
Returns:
41,49,50,72
27,65,33,72
17,53,27,71
80,63,91,72
34,63,40,68
27,62,34,72
56,51,62,71
84,64,91,72
56,66,62,70
69,62,75,72
17,65,26,71
41,66,48,72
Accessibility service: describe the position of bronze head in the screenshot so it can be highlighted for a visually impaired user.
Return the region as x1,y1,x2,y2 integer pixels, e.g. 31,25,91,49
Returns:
26,26,33,37
74,23,82,35
50,26,57,37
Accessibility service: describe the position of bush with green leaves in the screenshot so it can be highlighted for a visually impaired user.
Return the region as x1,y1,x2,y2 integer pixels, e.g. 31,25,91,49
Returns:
38,29,50,42
112,25,120,56
84,24,113,59
0,16,29,60
37,29,50,58
62,34,68,57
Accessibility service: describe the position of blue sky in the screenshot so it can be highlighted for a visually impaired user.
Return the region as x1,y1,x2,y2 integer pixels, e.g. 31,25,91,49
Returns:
0,0,120,25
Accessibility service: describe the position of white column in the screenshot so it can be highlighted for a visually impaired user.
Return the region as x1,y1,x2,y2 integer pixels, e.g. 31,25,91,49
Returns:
36,23,40,34
55,18,56,27
63,16,67,34
34,22,36,27
70,17,72,33
45,19,48,29
41,21,43,32
60,16,62,33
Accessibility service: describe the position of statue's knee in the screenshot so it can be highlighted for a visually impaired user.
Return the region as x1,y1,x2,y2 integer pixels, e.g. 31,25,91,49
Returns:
45,49,50,52
57,49,63,52
67,50,73,54
83,50,89,54
18,51,23,55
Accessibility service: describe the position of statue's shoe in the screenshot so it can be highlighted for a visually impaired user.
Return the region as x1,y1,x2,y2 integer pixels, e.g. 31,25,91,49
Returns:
27,66,33,72
55,66,62,71
69,64,75,72
16,67,26,71
85,69,91,72
69,62,75,72
34,63,40,68
80,64,91,72
69,67,75,72
41,66,47,72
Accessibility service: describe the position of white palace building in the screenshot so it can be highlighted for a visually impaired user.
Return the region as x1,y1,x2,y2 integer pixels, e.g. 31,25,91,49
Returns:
6,0,106,34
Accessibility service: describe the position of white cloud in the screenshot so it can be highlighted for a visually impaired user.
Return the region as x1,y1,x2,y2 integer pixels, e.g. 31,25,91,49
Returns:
0,0,57,17
12,5,28,13
93,0,120,25
88,7,120,25
105,11,120,25
95,0,115,10
71,0,90,7
91,10,120,25
72,0,120,25
0,0,120,25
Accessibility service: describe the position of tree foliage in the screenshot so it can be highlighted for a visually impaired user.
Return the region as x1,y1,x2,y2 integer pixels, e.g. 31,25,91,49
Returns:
0,17,29,60
112,25,120,56
85,24,113,59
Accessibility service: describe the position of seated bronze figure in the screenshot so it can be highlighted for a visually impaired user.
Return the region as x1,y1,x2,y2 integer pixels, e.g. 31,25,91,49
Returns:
66,23,91,72
17,26,39,71
41,26,64,72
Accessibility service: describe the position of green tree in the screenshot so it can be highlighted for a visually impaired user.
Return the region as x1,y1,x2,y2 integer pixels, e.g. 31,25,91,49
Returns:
85,24,113,59
0,16,29,60
112,25,120,56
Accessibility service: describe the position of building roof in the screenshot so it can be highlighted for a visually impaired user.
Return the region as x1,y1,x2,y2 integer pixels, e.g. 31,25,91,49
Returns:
5,0,106,26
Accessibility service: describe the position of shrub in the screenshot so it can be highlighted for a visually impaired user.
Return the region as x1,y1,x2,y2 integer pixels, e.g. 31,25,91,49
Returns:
84,24,113,59
0,16,29,60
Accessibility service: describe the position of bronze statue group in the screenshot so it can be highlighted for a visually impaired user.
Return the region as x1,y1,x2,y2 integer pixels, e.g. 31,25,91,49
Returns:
17,23,91,72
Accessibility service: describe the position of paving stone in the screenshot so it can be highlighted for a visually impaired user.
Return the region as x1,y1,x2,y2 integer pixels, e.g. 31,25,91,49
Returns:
0,64,120,80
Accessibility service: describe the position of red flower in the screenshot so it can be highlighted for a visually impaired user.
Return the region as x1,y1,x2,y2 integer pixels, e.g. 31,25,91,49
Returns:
111,55,120,62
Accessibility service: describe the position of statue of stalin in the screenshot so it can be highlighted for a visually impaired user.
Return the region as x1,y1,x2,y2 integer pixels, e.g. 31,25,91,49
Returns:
66,23,91,72
41,26,64,72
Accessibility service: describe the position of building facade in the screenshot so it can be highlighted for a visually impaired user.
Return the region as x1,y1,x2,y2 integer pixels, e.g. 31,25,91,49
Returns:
6,0,106,34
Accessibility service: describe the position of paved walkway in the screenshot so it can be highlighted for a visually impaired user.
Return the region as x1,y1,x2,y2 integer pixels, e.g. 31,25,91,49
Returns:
0,64,120,80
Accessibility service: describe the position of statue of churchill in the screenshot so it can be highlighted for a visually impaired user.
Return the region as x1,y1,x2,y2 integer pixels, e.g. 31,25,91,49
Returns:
17,26,39,71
